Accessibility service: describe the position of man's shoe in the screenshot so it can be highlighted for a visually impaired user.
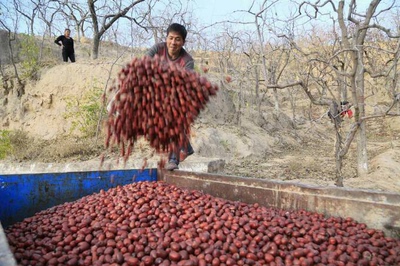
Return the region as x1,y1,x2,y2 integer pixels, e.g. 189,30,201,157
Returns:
165,162,179,171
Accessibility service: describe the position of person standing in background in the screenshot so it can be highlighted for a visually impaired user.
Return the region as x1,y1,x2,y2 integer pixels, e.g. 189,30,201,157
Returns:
54,29,75,63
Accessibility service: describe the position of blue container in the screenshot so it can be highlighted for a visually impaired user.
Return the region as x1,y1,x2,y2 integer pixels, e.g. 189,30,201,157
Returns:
0,168,157,228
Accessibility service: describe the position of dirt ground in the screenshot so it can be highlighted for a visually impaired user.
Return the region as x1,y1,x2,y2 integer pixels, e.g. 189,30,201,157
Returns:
1,45,400,194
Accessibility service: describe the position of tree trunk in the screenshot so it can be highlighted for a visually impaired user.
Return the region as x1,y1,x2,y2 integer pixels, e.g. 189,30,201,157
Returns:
288,89,296,122
335,150,344,187
356,48,368,176
88,0,99,60
254,65,259,106
357,122,368,175
254,11,280,116
92,35,100,59
338,64,347,101
237,82,242,126
330,101,344,186
87,0,145,60
273,88,279,114
75,26,81,42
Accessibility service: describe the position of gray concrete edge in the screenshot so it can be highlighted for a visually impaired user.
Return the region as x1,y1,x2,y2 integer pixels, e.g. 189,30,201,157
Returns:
0,223,16,266
0,157,225,174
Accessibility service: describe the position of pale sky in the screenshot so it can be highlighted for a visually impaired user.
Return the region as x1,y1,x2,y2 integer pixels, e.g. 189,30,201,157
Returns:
190,0,292,35
193,0,254,24
191,0,306,33
191,0,390,27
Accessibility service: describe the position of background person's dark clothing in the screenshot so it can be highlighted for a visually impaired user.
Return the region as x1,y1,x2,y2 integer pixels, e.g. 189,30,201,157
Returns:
54,35,75,62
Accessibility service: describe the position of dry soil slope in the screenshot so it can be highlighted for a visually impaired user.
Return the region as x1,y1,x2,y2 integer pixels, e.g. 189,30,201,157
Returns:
1,50,400,194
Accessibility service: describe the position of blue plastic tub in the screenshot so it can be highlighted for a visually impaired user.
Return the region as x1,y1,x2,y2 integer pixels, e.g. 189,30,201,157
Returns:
0,168,157,228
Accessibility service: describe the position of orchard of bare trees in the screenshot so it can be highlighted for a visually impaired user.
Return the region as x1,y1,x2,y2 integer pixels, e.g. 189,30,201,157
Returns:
1,0,400,187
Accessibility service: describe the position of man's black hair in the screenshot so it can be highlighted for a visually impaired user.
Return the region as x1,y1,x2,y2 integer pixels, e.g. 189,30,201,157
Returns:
167,23,187,41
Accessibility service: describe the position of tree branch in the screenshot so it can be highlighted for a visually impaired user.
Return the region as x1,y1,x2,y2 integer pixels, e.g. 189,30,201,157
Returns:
99,0,145,36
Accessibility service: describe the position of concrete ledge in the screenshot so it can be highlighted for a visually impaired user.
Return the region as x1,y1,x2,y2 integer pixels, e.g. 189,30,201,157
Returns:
0,223,16,266
178,158,225,173
161,170,400,238
0,157,225,174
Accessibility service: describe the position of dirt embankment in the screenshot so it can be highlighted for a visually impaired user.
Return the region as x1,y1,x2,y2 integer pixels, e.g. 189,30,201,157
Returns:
1,42,400,194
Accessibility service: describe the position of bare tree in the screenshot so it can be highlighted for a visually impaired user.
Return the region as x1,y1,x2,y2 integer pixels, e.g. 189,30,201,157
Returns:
230,0,400,185
247,0,282,115
285,0,400,185
0,21,24,97
12,0,40,36
145,0,194,44
61,1,90,41
87,0,148,59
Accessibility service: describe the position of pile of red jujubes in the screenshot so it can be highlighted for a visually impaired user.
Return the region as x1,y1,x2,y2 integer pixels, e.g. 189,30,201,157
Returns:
105,55,218,162
5,182,400,266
